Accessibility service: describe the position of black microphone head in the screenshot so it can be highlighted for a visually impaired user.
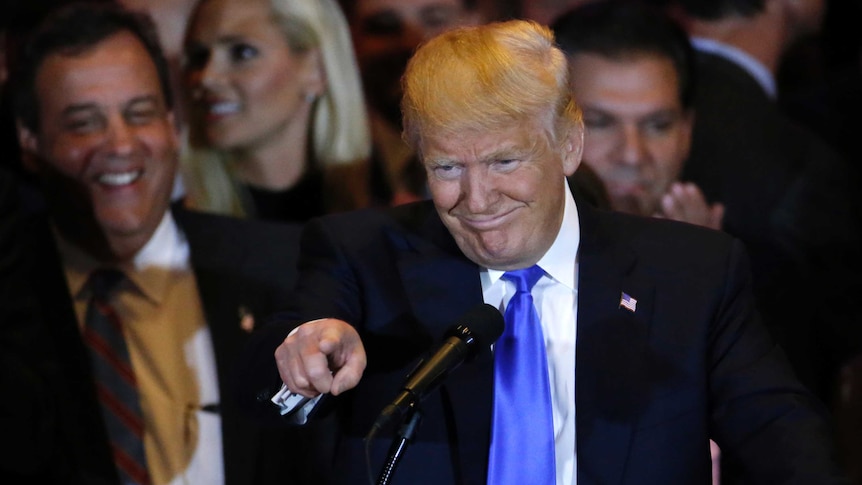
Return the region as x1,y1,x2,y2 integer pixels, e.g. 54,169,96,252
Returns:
370,303,504,437
448,303,505,351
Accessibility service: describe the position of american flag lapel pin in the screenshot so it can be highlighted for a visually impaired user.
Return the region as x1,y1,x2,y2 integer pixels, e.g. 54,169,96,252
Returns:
619,292,637,313
238,305,255,332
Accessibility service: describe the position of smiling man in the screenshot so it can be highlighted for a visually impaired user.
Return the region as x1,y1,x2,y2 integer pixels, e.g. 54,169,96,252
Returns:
242,18,848,485
18,28,177,263
12,4,303,484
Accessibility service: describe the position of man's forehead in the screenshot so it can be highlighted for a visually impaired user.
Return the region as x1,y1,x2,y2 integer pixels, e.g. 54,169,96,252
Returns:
35,31,165,113
570,54,683,105
420,125,544,162
570,51,677,77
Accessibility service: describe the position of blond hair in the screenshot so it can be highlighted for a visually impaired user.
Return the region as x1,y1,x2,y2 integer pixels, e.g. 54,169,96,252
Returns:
269,0,370,166
402,20,581,153
183,0,370,216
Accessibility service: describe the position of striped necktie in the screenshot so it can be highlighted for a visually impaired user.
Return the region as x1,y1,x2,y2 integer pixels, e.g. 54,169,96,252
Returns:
83,269,151,485
487,265,556,484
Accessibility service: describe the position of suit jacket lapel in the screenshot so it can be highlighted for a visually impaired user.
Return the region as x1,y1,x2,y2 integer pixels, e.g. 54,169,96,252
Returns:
27,214,118,482
393,206,482,336
174,209,260,485
389,204,493,483
576,204,654,485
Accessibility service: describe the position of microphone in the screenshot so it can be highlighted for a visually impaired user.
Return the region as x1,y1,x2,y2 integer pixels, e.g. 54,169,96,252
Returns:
367,303,505,438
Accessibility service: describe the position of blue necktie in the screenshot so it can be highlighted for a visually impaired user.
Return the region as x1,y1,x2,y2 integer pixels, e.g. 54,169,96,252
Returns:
83,269,151,485
488,265,556,484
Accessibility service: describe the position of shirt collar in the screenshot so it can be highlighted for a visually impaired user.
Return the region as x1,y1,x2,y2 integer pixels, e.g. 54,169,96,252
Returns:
57,211,190,305
691,36,777,99
485,181,580,289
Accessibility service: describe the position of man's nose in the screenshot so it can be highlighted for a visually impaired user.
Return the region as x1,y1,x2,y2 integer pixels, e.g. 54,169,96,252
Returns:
461,169,495,213
619,125,647,166
105,118,136,156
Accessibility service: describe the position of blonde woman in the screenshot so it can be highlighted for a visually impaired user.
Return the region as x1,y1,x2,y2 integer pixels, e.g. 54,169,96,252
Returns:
183,0,372,221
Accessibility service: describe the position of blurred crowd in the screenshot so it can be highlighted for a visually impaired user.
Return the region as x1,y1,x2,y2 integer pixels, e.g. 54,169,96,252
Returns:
1,0,861,483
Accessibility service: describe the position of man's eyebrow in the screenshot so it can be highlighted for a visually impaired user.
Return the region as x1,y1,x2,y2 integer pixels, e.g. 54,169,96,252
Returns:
483,147,522,161
424,157,457,166
126,94,162,107
483,143,539,162
60,103,99,117
59,95,164,118
642,108,682,118
580,103,625,117
424,145,537,165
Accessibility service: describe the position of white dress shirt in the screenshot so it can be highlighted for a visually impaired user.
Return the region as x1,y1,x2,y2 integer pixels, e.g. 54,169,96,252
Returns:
481,182,580,485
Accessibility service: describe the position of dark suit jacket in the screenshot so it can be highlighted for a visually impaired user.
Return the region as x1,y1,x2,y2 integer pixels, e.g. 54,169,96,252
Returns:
0,168,60,480
683,51,862,403
6,206,302,484
242,199,847,484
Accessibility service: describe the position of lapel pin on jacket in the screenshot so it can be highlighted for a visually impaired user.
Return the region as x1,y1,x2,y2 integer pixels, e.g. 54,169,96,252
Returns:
238,305,255,332
619,292,637,313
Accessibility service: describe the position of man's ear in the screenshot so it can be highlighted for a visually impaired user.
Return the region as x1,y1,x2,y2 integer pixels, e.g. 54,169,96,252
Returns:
562,121,584,176
16,120,40,172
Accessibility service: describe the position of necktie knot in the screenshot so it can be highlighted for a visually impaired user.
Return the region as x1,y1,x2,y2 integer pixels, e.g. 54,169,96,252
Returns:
89,269,125,301
502,265,544,294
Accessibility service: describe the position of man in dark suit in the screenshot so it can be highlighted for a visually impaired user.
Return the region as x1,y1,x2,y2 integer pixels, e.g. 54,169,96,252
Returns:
669,0,862,411
554,2,724,230
0,166,62,481
241,19,848,484
8,4,304,484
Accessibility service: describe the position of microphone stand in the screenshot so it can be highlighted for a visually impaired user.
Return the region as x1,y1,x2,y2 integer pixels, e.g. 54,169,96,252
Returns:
375,402,423,485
